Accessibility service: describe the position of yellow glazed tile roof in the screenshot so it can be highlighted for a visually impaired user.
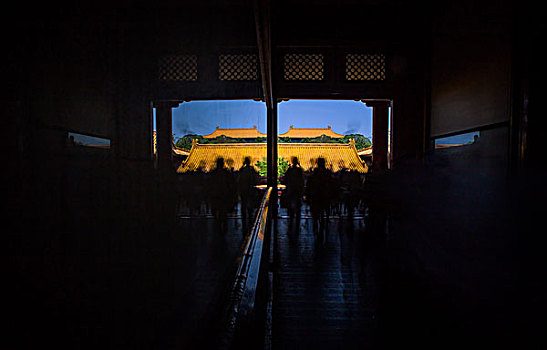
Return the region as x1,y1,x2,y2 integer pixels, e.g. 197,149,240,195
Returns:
202,126,267,139
177,142,367,173
173,148,190,156
435,143,464,149
357,146,372,156
278,125,344,138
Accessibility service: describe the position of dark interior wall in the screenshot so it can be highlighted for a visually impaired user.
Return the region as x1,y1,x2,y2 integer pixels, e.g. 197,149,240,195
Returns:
4,7,158,348
384,2,545,345
383,2,523,345
3,3,265,347
115,14,156,161
512,1,547,171
512,2,547,345
30,13,116,140
3,6,125,220
386,134,518,347
391,49,428,163
430,0,513,137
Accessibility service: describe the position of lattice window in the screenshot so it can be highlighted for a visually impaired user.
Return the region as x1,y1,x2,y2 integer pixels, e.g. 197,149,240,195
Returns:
158,55,198,81
283,53,324,81
345,54,386,81
218,54,258,81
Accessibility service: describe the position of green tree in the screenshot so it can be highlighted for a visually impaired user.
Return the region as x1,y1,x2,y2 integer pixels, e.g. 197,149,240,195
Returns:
278,157,290,177
176,134,251,149
278,137,292,143
255,157,268,177
254,157,290,181
208,135,244,144
175,135,204,150
343,134,372,149
302,134,339,143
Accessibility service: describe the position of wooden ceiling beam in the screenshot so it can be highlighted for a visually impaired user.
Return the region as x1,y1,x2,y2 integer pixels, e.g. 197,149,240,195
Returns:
254,0,274,109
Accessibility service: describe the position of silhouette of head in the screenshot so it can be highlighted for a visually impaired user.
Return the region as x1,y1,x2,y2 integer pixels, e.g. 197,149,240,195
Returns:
243,156,251,166
317,157,326,169
198,160,206,169
292,156,299,166
216,157,225,169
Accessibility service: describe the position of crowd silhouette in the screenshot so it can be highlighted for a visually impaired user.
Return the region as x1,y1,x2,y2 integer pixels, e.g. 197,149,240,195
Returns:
177,156,373,236
177,156,260,233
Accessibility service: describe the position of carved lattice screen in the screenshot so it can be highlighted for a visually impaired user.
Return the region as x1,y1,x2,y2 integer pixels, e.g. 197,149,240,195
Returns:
158,55,198,81
283,53,324,81
218,54,258,81
345,54,386,81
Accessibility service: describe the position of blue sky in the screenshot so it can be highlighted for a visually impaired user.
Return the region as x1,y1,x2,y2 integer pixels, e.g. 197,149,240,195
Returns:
434,131,479,145
69,132,111,146
164,99,373,139
278,100,372,136
155,100,478,144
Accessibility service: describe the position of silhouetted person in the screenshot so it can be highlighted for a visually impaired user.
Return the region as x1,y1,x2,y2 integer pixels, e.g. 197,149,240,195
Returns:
177,169,196,216
195,161,207,215
305,157,335,237
226,159,238,215
208,157,234,232
340,164,362,218
332,162,346,216
284,156,305,227
362,163,389,239
238,156,259,231
185,170,203,216
226,158,235,172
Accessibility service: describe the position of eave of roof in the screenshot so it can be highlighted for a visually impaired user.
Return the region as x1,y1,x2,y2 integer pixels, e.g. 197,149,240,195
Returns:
278,125,344,138
174,147,190,156
435,144,465,149
357,146,372,156
202,125,267,139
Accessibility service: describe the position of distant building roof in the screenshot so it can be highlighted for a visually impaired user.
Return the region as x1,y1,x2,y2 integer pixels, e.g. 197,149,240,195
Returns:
278,125,344,138
177,142,367,173
173,148,190,156
434,143,465,149
202,126,267,139
357,146,372,156
200,125,345,139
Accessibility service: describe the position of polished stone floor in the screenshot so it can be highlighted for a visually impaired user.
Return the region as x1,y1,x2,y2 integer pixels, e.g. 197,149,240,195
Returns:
149,217,248,349
272,214,382,349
